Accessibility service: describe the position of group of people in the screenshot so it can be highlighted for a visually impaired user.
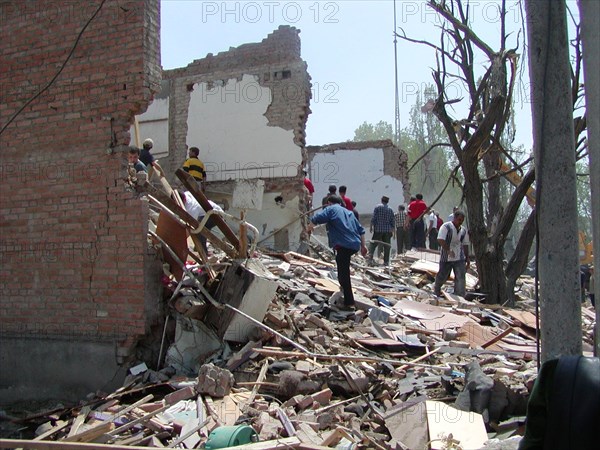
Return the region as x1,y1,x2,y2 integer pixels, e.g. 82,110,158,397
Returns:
128,140,207,188
309,185,471,310
128,140,215,253
393,194,448,253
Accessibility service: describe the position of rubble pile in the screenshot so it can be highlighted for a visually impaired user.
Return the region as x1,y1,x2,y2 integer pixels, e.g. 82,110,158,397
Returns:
2,175,595,449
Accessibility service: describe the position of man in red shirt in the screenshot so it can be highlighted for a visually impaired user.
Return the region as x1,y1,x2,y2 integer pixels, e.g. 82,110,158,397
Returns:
303,169,314,208
408,193,428,249
338,185,354,211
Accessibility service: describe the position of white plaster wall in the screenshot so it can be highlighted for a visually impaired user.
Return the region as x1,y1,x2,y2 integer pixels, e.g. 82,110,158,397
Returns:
309,147,406,216
225,194,303,252
187,74,302,182
130,97,169,159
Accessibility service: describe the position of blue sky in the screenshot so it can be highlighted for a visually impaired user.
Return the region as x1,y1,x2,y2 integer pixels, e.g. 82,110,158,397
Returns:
160,0,543,148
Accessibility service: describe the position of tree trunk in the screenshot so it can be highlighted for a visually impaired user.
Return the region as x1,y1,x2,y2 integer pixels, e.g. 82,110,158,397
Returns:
462,154,508,304
526,0,582,362
506,210,536,306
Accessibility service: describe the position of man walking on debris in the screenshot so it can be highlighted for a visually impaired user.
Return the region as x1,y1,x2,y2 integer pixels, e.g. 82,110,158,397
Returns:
368,196,395,266
434,210,470,297
322,184,337,206
308,195,367,310
427,209,439,250
408,193,428,249
338,185,354,211
395,204,408,254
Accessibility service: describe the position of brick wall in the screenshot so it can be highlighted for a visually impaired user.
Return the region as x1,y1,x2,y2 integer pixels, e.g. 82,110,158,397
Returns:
0,0,161,342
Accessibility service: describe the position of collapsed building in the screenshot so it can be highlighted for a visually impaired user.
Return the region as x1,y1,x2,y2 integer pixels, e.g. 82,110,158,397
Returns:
306,140,412,217
134,25,311,252
0,0,411,404
2,2,597,449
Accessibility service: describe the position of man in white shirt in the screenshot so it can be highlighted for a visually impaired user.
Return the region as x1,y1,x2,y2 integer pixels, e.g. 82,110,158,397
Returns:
433,210,470,297
427,209,438,250
177,190,223,253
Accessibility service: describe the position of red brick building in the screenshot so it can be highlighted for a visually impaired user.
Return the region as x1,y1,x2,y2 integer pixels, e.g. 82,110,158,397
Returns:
0,0,161,402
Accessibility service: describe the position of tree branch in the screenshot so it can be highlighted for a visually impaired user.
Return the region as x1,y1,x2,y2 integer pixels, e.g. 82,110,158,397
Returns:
427,165,462,211
395,30,460,65
407,143,453,174
428,0,495,58
492,168,535,243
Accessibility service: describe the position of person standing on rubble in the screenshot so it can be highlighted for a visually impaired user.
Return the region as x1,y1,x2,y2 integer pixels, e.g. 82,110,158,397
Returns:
427,209,439,250
182,146,206,191
307,195,368,310
407,193,428,249
368,196,395,266
433,210,470,297
395,205,408,255
338,185,354,211
303,169,314,209
321,184,337,206
140,138,165,179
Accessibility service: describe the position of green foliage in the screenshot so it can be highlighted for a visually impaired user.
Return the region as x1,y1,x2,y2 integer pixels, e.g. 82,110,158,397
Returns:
350,85,464,214
576,156,592,236
352,120,394,142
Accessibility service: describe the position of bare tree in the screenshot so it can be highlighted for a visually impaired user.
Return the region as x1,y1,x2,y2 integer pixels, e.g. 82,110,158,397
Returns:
397,0,534,304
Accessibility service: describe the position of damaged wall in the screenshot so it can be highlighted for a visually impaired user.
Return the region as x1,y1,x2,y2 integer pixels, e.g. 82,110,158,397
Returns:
0,0,161,403
138,26,312,251
306,140,411,217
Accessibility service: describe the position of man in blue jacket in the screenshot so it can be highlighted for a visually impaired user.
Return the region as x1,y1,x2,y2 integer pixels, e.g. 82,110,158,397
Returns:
307,195,368,310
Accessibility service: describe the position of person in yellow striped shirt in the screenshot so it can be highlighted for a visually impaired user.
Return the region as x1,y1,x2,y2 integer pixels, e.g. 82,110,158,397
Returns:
183,146,206,190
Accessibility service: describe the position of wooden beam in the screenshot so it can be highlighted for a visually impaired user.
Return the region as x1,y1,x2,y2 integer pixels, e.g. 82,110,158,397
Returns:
252,348,449,370
176,169,243,255
481,327,514,349
0,440,158,450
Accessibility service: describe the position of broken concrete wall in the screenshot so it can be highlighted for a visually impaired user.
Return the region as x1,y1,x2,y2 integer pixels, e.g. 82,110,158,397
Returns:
306,140,411,219
0,0,161,403
138,26,312,251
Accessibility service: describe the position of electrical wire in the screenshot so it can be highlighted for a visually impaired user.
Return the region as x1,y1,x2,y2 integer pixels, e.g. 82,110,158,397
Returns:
0,0,108,137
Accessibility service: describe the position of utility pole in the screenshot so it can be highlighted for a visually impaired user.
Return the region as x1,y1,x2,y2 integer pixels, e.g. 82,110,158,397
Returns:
393,0,401,148
525,0,582,362
578,0,600,355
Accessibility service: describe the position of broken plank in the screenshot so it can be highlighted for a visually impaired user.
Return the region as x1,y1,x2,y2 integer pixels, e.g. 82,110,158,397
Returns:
59,422,113,444
285,251,336,268
34,421,69,441
481,327,514,349
166,419,210,448
252,348,449,370
276,408,296,437
106,404,170,436
67,407,91,438
247,358,270,406
0,440,158,450
63,395,153,443
398,347,441,371
176,169,242,254
227,437,301,449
